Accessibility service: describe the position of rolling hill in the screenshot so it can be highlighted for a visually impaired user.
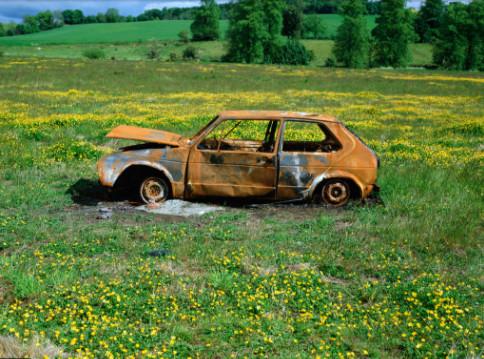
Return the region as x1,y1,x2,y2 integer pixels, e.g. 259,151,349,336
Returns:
0,15,376,46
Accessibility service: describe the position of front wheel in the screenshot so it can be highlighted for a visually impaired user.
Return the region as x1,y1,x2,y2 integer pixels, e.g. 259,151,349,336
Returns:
139,176,170,204
320,179,351,207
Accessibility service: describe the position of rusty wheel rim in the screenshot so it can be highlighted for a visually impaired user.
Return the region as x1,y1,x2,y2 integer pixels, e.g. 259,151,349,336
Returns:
322,182,349,206
140,177,168,204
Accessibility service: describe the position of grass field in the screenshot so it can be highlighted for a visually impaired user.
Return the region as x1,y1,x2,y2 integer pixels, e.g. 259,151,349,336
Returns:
0,57,482,358
0,40,432,67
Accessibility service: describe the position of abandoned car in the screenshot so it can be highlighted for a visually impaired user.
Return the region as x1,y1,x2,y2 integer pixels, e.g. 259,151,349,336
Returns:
98,111,379,207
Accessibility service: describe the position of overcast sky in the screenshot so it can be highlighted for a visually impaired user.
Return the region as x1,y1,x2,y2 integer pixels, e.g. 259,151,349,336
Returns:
0,1,460,23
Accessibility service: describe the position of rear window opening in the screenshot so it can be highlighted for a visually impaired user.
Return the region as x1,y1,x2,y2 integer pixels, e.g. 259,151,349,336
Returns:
283,120,341,153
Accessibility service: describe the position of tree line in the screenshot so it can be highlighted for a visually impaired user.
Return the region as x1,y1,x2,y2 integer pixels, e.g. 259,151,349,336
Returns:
191,0,482,70
0,0,378,37
332,0,483,70
0,0,481,70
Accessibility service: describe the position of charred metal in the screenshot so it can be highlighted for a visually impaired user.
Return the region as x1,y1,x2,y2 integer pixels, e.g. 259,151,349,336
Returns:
97,111,379,207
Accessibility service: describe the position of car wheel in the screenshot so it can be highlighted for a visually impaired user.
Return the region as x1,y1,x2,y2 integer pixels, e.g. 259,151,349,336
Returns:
139,176,169,204
320,179,351,207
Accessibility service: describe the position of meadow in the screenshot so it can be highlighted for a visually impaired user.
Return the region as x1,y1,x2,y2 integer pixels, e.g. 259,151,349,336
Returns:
0,57,482,358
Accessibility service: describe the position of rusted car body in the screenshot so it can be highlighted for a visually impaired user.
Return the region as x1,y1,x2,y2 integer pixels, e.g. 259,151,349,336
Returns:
98,111,379,206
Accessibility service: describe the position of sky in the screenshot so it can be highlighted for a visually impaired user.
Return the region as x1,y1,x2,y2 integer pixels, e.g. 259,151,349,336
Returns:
0,1,464,23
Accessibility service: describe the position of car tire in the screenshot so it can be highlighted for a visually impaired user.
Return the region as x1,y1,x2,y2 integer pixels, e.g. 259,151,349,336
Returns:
320,179,351,207
139,176,170,204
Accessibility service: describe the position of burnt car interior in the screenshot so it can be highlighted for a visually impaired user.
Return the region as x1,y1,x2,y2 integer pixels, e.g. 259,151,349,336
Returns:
282,120,342,153
198,119,279,153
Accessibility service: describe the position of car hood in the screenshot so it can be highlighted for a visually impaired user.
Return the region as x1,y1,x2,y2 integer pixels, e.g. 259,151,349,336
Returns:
106,125,188,147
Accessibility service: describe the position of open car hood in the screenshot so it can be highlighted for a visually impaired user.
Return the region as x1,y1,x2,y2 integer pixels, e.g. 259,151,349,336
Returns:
106,125,188,147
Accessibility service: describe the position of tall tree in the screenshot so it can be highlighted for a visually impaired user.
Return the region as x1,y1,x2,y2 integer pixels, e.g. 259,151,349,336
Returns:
22,15,40,33
225,0,284,63
0,23,5,37
105,8,120,23
302,14,326,39
333,0,369,68
191,0,221,41
466,0,484,70
62,9,84,25
372,0,413,67
432,3,468,69
36,11,55,31
433,0,483,70
415,0,444,43
282,0,304,38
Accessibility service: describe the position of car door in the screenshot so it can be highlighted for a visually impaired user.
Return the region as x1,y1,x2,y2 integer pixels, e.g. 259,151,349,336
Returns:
186,118,280,199
277,119,341,200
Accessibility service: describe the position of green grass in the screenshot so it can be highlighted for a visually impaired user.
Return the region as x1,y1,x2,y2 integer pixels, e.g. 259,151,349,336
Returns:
0,40,433,66
0,58,482,358
0,20,229,46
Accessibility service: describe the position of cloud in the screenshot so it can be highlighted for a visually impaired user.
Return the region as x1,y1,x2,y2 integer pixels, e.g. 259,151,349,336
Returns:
144,1,203,10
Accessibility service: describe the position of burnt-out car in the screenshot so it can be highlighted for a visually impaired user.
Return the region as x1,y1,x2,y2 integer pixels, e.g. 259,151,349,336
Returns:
98,111,379,207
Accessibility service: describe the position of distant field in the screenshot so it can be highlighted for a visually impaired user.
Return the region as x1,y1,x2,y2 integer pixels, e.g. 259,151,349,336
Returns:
0,15,376,46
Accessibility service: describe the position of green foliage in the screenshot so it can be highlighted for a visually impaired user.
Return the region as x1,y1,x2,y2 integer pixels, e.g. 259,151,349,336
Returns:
414,0,444,43
325,56,336,67
372,0,413,67
225,0,284,63
333,0,369,68
105,8,120,23
465,0,484,71
301,14,326,39
266,39,314,65
96,12,106,23
0,23,4,37
146,43,160,59
191,0,220,41
282,0,304,38
169,52,178,61
182,45,199,60
433,3,468,70
36,11,56,31
178,30,190,43
82,48,106,59
433,0,484,71
62,9,84,25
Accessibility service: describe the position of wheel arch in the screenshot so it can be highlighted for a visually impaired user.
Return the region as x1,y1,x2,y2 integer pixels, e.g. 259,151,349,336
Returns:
309,171,363,200
113,162,174,196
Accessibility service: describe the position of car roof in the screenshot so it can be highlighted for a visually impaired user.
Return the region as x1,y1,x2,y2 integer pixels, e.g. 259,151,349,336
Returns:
218,110,338,123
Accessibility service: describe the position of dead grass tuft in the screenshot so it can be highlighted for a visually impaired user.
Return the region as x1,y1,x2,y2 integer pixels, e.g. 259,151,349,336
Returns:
0,335,70,358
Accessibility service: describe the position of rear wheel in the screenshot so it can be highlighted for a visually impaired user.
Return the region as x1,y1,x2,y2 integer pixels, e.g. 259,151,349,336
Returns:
139,176,170,204
320,179,351,207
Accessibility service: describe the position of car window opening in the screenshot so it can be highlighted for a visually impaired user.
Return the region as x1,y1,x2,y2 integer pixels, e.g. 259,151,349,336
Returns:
198,119,279,153
283,120,342,153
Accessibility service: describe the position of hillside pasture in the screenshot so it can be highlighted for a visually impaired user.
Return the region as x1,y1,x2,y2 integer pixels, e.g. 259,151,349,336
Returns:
0,15,376,46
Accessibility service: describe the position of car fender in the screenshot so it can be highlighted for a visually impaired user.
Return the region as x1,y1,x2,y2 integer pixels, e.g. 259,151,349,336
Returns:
99,155,175,190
